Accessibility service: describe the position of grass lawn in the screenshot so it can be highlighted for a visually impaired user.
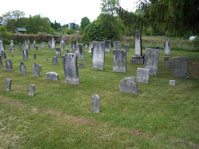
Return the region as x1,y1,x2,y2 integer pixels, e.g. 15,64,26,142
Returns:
0,36,199,148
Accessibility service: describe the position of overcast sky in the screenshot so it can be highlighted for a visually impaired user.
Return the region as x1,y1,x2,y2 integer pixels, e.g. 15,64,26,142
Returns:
0,0,138,25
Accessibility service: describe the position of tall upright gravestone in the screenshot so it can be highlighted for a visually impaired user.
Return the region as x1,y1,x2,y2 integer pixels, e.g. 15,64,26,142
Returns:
171,57,189,78
113,50,127,73
0,56,3,67
144,48,160,75
22,48,28,60
0,40,5,57
62,53,79,84
33,63,42,77
5,59,13,71
92,41,105,70
10,40,15,53
19,61,26,75
131,30,144,64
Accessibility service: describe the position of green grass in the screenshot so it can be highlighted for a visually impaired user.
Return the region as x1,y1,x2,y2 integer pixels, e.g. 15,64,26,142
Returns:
0,36,199,148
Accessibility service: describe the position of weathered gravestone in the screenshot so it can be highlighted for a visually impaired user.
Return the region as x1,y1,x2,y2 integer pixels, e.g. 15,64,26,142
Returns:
92,41,105,70
46,72,59,81
136,68,149,83
22,48,28,60
33,63,42,77
28,84,36,96
75,44,84,60
105,40,111,52
131,30,144,64
119,76,138,94
91,95,100,113
0,40,5,56
24,40,29,50
10,40,15,53
5,59,13,71
164,41,170,56
62,53,79,84
32,40,36,48
171,57,189,78
51,38,55,48
113,50,127,73
169,80,176,86
52,56,58,65
113,41,121,51
0,56,3,67
5,78,12,92
55,48,62,57
60,38,65,49
89,42,93,53
41,42,46,48
144,48,160,75
19,61,26,75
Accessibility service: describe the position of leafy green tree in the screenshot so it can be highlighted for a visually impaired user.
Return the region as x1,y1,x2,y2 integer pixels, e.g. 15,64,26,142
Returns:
51,20,61,31
101,0,119,15
80,17,90,31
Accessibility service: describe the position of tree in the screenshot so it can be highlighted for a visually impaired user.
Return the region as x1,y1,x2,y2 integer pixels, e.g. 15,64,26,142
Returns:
80,17,90,31
101,0,120,15
51,20,61,31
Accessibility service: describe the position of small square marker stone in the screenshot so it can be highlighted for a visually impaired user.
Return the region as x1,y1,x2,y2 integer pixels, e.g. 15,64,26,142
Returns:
169,80,176,86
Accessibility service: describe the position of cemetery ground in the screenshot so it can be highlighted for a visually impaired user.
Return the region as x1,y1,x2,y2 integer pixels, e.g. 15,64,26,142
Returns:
0,37,199,148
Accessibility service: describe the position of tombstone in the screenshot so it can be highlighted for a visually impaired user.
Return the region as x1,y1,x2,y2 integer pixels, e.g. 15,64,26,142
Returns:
119,76,138,94
10,40,15,53
51,38,55,48
136,68,149,83
0,40,5,55
24,40,29,50
32,40,36,48
33,63,42,77
46,72,59,81
41,42,46,48
5,59,13,71
28,84,36,96
75,44,84,60
171,57,189,78
60,38,65,49
48,40,51,48
91,95,100,113
164,41,170,56
124,44,130,52
113,50,127,73
27,40,30,49
105,40,111,52
33,54,37,60
62,53,79,84
19,61,26,75
144,48,160,75
22,48,28,60
131,30,144,64
52,56,58,65
169,80,176,86
0,56,3,67
113,41,121,51
55,48,62,57
89,42,93,53
5,78,12,92
92,41,105,70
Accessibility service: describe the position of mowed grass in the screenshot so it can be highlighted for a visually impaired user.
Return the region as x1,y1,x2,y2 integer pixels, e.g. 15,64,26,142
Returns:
0,37,199,148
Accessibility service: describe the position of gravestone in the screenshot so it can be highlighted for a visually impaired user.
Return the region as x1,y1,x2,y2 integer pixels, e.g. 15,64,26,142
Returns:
52,56,58,65
28,84,36,96
169,80,176,86
0,56,3,67
113,50,127,73
41,42,46,48
171,57,189,78
124,44,130,52
92,41,105,70
33,63,42,77
136,68,149,83
32,40,36,48
89,42,93,53
46,72,59,81
113,41,121,51
119,76,137,94
62,53,79,84
5,78,12,92
51,38,55,48
22,48,28,60
91,95,100,113
33,54,37,59
10,40,15,53
164,41,170,56
0,40,5,55
5,59,13,71
19,61,26,75
27,40,30,49
48,41,51,48
105,40,111,52
75,44,84,60
24,40,29,50
144,48,160,75
60,38,65,49
131,30,144,64
55,48,62,57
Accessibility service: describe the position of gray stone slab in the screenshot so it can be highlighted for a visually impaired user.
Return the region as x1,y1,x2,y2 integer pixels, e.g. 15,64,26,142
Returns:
136,68,149,83
46,72,59,81
0,40,5,54
0,55,3,67
10,40,15,53
119,76,138,94
28,84,36,96
91,95,100,113
22,48,28,60
75,44,84,60
169,80,176,86
19,61,26,75
33,63,42,77
5,59,13,71
52,56,58,65
5,78,12,92
113,50,127,73
113,41,121,51
135,30,142,56
164,41,170,56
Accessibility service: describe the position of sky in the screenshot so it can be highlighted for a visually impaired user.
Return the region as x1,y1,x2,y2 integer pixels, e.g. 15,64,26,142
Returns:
0,0,138,25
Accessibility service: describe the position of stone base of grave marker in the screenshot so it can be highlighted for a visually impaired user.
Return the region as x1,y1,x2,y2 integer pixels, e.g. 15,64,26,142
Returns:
131,56,144,64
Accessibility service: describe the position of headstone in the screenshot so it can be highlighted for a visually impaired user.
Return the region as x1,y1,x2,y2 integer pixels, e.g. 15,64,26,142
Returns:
52,56,58,65
105,40,111,52
51,38,55,48
144,48,160,75
92,41,105,70
131,30,144,64
113,50,127,73
22,48,28,60
136,68,149,83
55,48,62,57
75,44,84,60
91,95,100,113
113,41,121,51
48,41,51,48
62,53,79,84
41,42,46,48
89,42,93,53
0,40,5,55
60,38,65,49
5,78,12,92
171,57,189,78
46,72,59,81
5,59,13,71
124,44,130,52
164,41,170,56
119,76,138,94
33,54,37,59
28,84,36,96
10,40,15,53
32,40,36,48
19,61,26,75
33,63,42,77
27,40,30,49
0,55,3,67
169,80,176,86
24,40,29,50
